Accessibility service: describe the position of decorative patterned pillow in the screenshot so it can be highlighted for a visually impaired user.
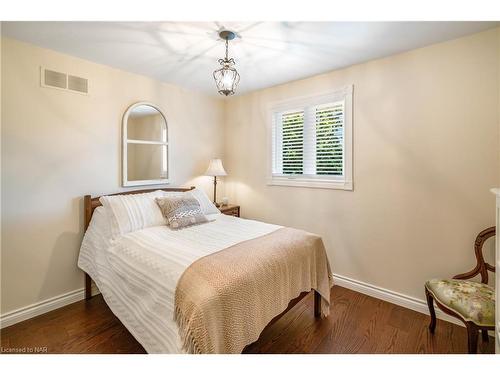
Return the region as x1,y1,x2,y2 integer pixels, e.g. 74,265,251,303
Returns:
155,196,208,229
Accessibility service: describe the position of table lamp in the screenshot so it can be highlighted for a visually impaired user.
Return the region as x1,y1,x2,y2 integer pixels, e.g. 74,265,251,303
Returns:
205,158,227,207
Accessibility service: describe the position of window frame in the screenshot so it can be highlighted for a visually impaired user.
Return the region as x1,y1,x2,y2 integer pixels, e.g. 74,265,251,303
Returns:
267,85,353,190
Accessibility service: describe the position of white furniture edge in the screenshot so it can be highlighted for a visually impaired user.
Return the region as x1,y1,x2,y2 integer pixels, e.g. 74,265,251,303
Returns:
0,272,464,330
491,188,500,353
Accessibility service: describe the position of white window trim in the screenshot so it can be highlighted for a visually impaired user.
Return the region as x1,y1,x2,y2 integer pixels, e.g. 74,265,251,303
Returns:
266,85,353,191
122,102,170,187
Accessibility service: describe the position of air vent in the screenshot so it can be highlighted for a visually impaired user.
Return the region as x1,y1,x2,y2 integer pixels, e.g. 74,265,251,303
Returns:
68,75,88,94
44,69,67,89
40,67,88,95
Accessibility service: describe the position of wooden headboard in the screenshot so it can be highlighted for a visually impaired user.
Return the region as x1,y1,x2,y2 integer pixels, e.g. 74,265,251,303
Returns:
84,186,195,230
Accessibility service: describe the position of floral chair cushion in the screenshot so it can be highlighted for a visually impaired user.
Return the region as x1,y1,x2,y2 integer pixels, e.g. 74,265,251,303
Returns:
425,279,495,326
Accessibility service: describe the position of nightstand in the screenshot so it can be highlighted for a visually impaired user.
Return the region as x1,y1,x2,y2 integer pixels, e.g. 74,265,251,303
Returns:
219,204,240,217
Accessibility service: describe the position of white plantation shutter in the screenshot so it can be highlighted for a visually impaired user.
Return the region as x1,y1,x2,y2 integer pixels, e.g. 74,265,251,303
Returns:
315,102,344,176
270,86,353,190
273,101,344,177
281,110,304,174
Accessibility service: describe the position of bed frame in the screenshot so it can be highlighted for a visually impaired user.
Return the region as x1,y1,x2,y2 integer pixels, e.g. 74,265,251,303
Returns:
82,187,322,326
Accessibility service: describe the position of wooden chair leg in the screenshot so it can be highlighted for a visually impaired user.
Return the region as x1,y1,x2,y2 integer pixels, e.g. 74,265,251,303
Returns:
425,288,436,333
466,324,478,354
481,329,489,342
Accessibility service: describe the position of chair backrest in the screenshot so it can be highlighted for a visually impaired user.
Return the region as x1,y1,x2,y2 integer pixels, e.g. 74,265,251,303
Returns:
453,226,495,284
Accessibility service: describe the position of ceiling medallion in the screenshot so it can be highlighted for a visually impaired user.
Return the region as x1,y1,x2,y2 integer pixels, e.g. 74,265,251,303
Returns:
213,30,240,96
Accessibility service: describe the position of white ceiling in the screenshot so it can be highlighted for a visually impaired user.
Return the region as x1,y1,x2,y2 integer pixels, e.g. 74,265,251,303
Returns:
3,22,498,96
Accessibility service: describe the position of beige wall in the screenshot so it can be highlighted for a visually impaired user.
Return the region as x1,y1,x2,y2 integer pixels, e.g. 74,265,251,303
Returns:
224,28,500,300
0,37,225,314
1,28,499,316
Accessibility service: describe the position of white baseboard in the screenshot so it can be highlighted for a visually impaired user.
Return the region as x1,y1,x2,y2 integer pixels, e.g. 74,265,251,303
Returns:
0,282,102,329
332,273,465,327
0,288,85,329
0,273,488,335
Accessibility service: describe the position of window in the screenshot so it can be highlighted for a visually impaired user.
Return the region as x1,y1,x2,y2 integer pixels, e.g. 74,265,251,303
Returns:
269,86,353,190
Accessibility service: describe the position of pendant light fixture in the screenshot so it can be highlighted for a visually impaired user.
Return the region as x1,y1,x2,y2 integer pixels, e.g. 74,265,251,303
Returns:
213,30,240,96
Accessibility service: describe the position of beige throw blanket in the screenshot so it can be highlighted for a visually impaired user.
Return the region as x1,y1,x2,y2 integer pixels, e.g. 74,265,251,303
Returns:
174,227,333,354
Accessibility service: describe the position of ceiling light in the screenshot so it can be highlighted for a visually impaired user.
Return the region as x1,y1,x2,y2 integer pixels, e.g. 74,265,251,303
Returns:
213,30,240,96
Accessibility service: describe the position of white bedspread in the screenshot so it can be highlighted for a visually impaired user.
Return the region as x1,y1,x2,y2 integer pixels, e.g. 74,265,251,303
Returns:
78,208,281,353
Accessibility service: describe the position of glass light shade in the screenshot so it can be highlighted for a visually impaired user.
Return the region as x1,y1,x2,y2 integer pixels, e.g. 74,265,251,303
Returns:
213,65,240,96
205,158,227,176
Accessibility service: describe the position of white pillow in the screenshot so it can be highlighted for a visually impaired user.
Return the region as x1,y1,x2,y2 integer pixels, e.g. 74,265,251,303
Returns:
99,190,167,237
189,188,220,215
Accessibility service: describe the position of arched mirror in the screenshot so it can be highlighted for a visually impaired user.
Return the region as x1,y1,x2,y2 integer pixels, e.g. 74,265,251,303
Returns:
122,102,169,186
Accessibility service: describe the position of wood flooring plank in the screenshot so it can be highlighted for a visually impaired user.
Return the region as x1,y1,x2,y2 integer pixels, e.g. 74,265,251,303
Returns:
0,286,494,354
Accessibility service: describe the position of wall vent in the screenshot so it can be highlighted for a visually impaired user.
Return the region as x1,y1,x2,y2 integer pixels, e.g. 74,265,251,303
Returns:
43,69,67,89
68,75,88,94
40,67,88,95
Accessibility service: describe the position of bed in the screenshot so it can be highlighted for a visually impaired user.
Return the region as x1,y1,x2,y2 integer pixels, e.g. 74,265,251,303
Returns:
78,187,333,353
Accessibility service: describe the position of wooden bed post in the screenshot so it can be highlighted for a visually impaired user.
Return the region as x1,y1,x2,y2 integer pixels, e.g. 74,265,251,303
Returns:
84,194,92,232
84,194,93,300
85,273,92,300
314,290,321,317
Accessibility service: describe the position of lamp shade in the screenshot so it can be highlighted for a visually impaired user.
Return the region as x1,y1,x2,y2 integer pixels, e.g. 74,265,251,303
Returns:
205,159,227,176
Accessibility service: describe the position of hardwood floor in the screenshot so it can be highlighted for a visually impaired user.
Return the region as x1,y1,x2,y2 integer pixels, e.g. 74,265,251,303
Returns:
0,286,494,354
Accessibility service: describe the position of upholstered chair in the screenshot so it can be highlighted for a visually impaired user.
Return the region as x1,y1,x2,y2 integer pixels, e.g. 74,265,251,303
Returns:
425,227,495,354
